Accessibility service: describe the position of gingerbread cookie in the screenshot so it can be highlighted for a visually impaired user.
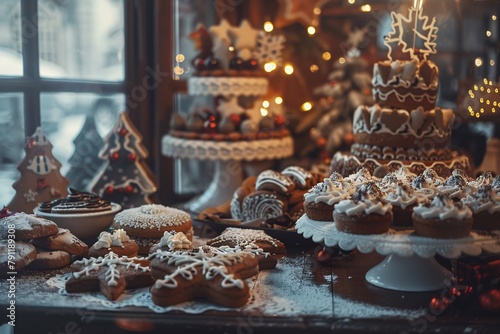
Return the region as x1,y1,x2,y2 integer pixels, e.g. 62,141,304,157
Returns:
32,228,88,257
0,212,59,241
230,176,257,220
0,240,37,275
65,252,153,301
281,166,317,190
207,228,285,254
29,249,72,270
255,170,296,195
149,248,258,307
88,229,139,258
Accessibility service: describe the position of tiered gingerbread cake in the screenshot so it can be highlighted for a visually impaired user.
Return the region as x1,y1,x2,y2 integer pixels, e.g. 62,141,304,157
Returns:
330,8,470,177
169,19,290,141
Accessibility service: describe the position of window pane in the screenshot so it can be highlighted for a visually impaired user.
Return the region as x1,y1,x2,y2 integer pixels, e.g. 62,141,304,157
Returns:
41,93,125,181
38,0,124,81
0,93,24,205
0,0,22,77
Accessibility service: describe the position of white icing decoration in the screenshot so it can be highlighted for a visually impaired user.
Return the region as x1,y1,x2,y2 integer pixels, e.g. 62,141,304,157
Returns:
158,231,192,250
385,184,418,209
151,248,246,290
207,227,280,249
281,166,312,187
413,195,472,220
462,186,500,214
253,31,285,64
255,170,293,192
72,252,149,287
304,178,348,205
115,205,190,230
188,77,268,97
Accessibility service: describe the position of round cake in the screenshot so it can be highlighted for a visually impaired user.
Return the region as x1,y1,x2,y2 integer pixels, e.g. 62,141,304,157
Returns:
114,204,193,254
330,15,471,178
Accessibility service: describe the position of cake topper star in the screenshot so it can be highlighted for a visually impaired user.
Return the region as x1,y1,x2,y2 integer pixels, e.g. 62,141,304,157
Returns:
229,19,260,50
209,19,232,45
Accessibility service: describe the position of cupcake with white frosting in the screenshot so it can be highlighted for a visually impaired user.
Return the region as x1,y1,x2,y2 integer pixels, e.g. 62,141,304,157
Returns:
462,185,500,230
412,193,473,239
304,178,348,221
333,182,393,234
385,181,423,227
437,171,474,201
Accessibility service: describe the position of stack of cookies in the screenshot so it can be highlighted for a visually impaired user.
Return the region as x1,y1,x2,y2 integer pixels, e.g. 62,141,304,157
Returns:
0,212,88,275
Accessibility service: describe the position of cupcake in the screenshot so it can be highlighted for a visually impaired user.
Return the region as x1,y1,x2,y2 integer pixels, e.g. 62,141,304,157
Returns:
437,171,474,201
304,178,348,221
469,171,495,188
393,166,417,184
461,185,500,230
113,204,193,254
385,181,422,227
412,194,473,239
333,182,393,234
411,174,438,200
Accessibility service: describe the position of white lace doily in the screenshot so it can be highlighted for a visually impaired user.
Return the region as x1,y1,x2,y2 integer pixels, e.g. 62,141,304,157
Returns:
162,135,294,161
296,214,500,259
188,77,268,97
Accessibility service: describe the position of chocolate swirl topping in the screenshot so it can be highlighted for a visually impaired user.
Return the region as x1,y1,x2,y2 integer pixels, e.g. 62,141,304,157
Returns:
38,188,111,214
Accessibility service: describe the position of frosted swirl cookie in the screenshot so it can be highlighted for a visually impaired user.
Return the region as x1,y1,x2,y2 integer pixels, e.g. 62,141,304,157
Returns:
114,204,193,254
304,178,348,221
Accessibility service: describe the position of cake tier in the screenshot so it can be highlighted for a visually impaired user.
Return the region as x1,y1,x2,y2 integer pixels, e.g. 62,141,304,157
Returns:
188,77,268,97
353,104,454,149
372,60,439,111
169,128,290,141
330,151,471,178
350,143,453,161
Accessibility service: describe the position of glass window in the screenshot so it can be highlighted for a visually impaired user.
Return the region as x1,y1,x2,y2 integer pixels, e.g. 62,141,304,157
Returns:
0,0,22,77
37,0,124,81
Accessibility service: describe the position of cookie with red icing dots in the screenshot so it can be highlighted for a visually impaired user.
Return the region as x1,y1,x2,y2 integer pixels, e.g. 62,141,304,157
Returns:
149,248,258,307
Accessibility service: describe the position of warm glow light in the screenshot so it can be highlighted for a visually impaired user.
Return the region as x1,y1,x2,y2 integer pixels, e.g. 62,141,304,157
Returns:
314,7,322,15
487,88,491,93
175,54,185,62
361,4,371,12
262,100,270,108
484,78,489,84
284,64,294,75
301,102,313,111
492,15,497,21
491,60,496,66
310,64,319,73
474,85,479,91
339,57,346,64
260,108,269,117
486,100,491,105
229,46,235,52
173,66,184,75
476,113,480,118
486,30,492,37
264,62,277,72
480,98,484,103
480,86,485,91
275,96,283,105
348,0,356,4
263,21,274,32
413,0,423,10
307,26,316,35
496,88,499,93
480,108,485,113
493,108,496,113
322,52,331,60
475,57,483,67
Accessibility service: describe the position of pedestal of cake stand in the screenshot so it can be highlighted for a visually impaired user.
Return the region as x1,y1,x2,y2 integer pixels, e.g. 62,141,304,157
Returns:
365,254,452,292
162,135,294,213
183,159,243,213
296,214,500,292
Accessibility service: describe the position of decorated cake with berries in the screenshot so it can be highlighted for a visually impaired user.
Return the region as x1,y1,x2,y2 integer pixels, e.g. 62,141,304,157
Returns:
330,7,470,178
169,19,290,142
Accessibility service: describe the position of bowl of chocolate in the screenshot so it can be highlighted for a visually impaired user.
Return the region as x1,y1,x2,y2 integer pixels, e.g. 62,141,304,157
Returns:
34,188,122,240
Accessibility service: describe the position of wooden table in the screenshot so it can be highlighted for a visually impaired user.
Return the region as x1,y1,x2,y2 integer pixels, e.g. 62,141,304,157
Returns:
1,224,499,334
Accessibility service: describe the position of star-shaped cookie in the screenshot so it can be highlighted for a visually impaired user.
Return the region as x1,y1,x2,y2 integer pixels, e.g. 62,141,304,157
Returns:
65,252,153,300
228,20,260,50
209,19,232,45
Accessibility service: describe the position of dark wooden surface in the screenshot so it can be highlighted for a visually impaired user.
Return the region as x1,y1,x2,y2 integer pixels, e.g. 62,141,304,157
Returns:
2,223,500,334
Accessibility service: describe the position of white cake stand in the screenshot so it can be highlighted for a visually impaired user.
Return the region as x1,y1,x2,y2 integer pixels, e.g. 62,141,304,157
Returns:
296,214,500,292
162,135,294,213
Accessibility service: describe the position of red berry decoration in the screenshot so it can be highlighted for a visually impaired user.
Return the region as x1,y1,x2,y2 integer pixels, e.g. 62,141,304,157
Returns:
104,186,114,194
128,153,137,162
479,289,500,311
274,115,287,128
204,120,217,133
243,58,258,70
110,152,119,161
124,185,134,194
117,128,128,137
193,57,206,71
228,114,242,129
429,297,448,314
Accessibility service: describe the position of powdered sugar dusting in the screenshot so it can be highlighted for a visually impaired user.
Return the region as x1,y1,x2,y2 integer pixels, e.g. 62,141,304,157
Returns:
115,205,191,229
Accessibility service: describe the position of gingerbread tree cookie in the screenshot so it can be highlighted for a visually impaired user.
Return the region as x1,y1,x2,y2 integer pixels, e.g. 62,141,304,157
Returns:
7,127,69,213
89,112,158,209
